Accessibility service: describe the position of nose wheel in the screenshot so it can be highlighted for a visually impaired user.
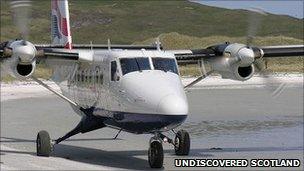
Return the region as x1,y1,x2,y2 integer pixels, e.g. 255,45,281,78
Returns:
174,130,190,155
36,130,52,156
148,140,164,168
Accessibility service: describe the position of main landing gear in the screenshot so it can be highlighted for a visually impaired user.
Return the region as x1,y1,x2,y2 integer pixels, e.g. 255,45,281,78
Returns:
148,129,190,168
35,119,190,169
36,114,106,157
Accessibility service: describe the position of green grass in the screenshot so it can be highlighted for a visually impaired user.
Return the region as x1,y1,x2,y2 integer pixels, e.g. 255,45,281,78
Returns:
135,32,303,49
1,0,303,43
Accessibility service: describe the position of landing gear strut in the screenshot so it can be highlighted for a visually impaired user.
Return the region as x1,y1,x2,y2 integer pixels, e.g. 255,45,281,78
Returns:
147,129,190,168
36,114,106,157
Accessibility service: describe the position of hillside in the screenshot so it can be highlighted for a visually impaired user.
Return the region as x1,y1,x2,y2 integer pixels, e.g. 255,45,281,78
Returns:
1,0,303,44
134,32,303,49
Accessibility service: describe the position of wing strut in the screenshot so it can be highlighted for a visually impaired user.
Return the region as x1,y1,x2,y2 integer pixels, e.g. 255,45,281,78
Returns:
31,76,79,107
184,60,213,89
184,71,212,89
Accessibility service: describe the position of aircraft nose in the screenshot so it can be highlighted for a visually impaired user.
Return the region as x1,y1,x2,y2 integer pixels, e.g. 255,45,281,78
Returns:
157,94,188,115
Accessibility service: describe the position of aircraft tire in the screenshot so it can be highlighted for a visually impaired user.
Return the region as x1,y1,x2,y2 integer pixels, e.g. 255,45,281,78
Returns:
174,130,190,155
36,130,52,157
148,140,164,168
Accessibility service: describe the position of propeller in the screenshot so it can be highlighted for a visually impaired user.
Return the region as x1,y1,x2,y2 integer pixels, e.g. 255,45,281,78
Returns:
254,58,287,98
0,1,51,63
0,0,33,60
10,0,32,40
246,8,287,98
246,8,266,46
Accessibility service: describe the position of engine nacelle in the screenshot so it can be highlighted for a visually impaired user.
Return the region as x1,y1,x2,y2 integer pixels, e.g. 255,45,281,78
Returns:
209,56,254,81
223,43,256,67
1,56,36,79
1,40,37,79
15,61,36,79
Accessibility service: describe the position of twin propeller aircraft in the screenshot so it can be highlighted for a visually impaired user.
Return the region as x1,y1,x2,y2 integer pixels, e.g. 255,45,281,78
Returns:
1,0,303,168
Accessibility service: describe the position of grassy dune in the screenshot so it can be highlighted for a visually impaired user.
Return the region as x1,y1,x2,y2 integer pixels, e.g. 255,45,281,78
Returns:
1,1,303,43
135,32,303,49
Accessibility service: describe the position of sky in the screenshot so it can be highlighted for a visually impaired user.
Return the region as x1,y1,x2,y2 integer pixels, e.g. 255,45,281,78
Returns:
193,0,304,19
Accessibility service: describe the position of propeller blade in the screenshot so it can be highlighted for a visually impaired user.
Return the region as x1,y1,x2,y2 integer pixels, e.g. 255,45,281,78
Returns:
246,8,267,46
246,8,285,98
253,59,287,98
10,0,32,40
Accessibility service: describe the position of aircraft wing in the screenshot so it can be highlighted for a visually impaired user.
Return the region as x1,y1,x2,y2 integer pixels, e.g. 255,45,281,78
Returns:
170,49,216,64
0,41,97,63
259,45,304,57
172,44,303,89
38,48,79,60
0,41,77,59
171,44,304,64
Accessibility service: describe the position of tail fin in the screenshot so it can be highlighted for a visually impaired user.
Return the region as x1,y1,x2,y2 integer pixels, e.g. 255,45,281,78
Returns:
51,0,72,49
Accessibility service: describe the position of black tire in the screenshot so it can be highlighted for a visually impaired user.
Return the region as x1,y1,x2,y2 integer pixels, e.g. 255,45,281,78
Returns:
174,130,190,155
148,141,164,168
36,130,52,157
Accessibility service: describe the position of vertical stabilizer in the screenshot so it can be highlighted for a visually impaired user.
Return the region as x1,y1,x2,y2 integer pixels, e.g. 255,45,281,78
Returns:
51,0,72,49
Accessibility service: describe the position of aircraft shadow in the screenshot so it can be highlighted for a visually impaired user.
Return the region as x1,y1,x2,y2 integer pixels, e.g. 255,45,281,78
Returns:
50,144,302,170
53,144,155,170
1,136,303,170
0,136,122,143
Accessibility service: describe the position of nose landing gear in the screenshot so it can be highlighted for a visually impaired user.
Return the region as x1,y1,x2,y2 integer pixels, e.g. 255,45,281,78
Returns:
148,129,190,168
148,138,164,168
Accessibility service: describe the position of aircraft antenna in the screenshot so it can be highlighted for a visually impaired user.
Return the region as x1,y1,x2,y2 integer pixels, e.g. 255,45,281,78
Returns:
156,37,161,51
107,38,111,51
90,41,93,51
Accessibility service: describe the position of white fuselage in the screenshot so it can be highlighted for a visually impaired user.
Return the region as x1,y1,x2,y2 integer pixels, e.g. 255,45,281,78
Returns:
46,49,188,133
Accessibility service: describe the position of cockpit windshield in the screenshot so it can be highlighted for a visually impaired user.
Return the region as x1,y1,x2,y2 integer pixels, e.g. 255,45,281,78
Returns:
152,57,178,74
120,57,151,75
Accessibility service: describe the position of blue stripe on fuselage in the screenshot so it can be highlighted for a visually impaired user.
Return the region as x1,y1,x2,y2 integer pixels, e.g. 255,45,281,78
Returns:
80,107,187,134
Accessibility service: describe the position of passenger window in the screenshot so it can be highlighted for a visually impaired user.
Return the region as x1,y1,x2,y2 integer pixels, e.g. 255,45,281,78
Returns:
85,71,88,83
111,61,119,81
95,70,99,84
100,73,104,84
77,72,80,82
81,71,85,82
88,70,92,83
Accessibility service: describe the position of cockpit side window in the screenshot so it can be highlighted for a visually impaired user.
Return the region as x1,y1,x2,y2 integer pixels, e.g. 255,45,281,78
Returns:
152,58,178,75
111,61,118,81
120,57,151,75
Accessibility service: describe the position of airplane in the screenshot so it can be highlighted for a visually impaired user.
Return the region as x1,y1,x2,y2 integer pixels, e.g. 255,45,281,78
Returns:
0,0,303,168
